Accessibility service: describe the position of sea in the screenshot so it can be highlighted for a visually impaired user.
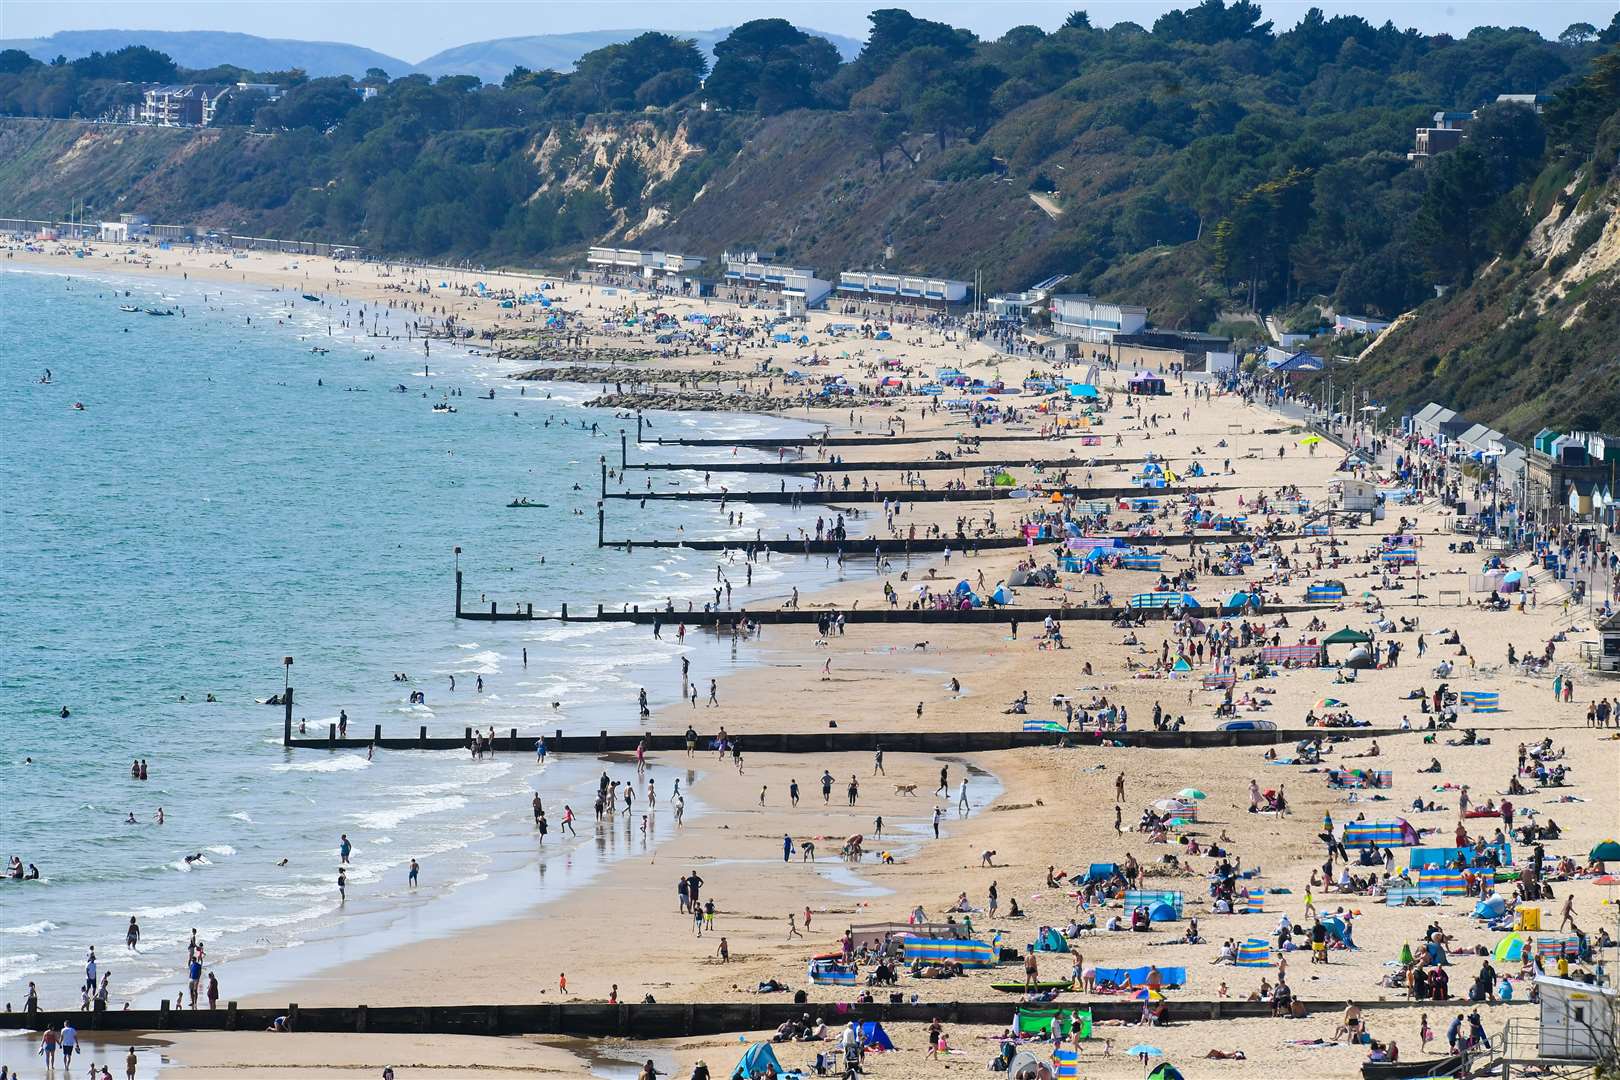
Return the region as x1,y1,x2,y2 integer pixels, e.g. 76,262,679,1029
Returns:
0,263,847,1010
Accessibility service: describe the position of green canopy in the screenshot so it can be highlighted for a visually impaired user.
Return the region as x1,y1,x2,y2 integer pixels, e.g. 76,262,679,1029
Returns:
1323,627,1372,645
1590,840,1620,862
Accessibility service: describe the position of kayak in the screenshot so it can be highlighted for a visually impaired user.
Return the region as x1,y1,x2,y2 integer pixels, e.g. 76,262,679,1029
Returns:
507,500,549,508
990,980,1073,994
302,293,322,302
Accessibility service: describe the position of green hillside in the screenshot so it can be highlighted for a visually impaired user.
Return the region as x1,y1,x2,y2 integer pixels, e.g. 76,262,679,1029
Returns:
4,4,1620,431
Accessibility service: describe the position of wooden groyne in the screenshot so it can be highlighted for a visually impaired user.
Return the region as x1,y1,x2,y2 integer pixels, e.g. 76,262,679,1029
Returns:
603,483,1231,504
286,723,1382,753
649,433,1070,448
622,456,1140,474
13,996,1426,1037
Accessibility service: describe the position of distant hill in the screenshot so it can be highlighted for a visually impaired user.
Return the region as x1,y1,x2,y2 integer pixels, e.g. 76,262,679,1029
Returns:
0,27,864,84
0,29,407,78
412,27,864,84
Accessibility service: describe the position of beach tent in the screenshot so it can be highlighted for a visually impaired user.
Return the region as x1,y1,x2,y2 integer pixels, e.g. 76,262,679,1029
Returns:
1085,863,1118,883
1235,938,1272,966
1147,1066,1185,1080
1035,927,1069,952
902,937,996,967
857,1022,895,1051
1125,890,1184,918
1223,590,1257,610
1474,895,1509,921
1128,371,1166,395
1494,934,1531,963
732,1043,788,1080
1343,819,1418,848
1067,383,1100,399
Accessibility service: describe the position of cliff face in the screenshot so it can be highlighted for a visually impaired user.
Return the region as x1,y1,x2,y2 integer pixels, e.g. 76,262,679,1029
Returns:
1353,148,1620,438
0,120,226,223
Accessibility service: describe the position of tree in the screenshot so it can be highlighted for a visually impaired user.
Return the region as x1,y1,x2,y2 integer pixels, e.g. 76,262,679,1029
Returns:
0,49,39,75
1560,23,1598,46
1415,146,1496,284
363,67,391,85
1467,101,1546,192
608,155,645,212
1153,0,1273,45
1063,11,1092,30
707,20,840,114
570,32,706,113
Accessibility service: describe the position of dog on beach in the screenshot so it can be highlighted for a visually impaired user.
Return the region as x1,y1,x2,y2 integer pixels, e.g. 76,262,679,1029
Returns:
894,784,919,796
912,641,929,650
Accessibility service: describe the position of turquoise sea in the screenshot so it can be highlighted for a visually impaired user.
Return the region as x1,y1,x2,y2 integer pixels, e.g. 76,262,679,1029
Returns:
0,265,834,1008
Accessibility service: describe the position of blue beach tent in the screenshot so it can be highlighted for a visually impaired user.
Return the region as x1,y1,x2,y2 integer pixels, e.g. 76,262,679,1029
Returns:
732,1043,791,1079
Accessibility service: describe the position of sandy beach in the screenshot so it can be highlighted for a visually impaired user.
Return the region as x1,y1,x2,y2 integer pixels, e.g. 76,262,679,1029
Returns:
8,237,1618,1080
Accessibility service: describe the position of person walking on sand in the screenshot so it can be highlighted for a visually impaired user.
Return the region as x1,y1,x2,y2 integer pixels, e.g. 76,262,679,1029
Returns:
707,679,718,707
558,972,567,994
1116,772,1126,802
936,765,949,796
933,805,943,839
787,913,803,940
958,777,970,815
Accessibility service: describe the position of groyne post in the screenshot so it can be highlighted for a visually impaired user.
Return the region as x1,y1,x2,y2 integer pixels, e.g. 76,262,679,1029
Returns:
600,457,607,499
597,505,605,548
453,546,463,617
620,430,627,471
636,412,643,443
282,656,294,748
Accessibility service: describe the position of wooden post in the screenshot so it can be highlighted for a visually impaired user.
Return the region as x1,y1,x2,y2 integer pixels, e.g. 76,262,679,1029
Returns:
455,569,463,618
561,602,569,621
620,430,627,470
283,686,294,747
288,1003,299,1030
226,1001,238,1030
599,729,608,751
328,723,336,745
598,506,605,548
159,999,170,1029
357,1005,368,1032
419,725,428,745
373,724,382,742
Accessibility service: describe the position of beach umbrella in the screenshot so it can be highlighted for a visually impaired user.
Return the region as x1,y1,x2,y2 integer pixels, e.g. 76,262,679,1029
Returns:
1298,434,1323,446
1176,788,1206,800
1591,840,1620,863
1127,1044,1164,1076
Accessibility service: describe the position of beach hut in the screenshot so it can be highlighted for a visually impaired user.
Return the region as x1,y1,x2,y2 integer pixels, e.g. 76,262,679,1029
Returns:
1235,938,1272,966
902,936,996,967
1342,818,1418,848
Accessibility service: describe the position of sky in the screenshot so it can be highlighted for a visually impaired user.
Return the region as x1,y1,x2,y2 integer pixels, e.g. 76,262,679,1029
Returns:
3,0,1615,62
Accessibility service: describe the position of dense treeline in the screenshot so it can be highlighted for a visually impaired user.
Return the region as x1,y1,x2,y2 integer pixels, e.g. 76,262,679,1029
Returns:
2,2,1619,324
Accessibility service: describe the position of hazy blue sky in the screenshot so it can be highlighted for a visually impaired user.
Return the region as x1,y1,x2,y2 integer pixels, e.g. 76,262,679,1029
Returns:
5,0,1615,62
